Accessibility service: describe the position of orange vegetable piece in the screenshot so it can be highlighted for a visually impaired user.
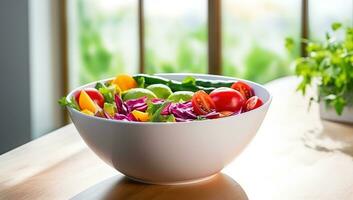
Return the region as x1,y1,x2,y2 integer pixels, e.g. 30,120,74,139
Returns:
219,111,233,117
131,110,149,122
111,74,137,91
81,109,94,116
79,90,98,113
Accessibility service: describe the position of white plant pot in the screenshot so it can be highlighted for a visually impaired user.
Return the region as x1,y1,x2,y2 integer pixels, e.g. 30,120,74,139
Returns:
320,101,353,124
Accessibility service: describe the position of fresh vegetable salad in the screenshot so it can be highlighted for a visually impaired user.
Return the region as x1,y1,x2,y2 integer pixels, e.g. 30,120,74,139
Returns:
59,74,264,122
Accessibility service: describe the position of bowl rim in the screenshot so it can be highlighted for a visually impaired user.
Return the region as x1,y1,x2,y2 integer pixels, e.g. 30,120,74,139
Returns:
66,73,272,126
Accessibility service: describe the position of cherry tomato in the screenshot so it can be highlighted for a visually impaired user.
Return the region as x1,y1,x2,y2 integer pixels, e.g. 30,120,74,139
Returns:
209,87,245,113
75,88,105,108
192,90,216,115
231,81,254,99
243,96,263,112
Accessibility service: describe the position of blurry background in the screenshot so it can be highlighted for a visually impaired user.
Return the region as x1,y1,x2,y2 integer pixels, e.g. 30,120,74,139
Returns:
0,0,352,154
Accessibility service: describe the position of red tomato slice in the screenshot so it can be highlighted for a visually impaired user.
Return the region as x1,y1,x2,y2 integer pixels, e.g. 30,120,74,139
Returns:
209,87,245,113
75,88,105,108
192,90,216,115
231,81,254,99
243,96,263,112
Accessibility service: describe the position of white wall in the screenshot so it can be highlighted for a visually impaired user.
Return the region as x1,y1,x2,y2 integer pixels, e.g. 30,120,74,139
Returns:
29,0,64,138
0,0,31,154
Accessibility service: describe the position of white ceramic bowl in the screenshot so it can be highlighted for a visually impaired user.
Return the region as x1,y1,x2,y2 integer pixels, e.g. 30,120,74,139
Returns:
67,73,272,185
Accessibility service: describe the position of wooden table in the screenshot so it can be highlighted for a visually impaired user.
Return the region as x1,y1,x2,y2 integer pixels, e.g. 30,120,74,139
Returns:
1,76,353,200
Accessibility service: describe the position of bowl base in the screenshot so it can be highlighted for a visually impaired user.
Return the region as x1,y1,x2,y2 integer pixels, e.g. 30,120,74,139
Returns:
126,173,218,185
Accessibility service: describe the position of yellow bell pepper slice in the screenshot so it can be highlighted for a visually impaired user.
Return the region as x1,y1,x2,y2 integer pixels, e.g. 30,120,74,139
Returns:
81,109,94,116
111,83,122,95
131,110,149,122
79,90,98,113
111,74,137,91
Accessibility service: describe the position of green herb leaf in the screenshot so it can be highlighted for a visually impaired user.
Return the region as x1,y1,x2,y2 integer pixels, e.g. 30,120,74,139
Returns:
182,76,196,86
146,101,162,116
95,82,106,90
135,76,145,88
98,86,115,103
150,102,169,122
147,101,174,122
165,114,176,122
58,97,80,110
196,116,206,121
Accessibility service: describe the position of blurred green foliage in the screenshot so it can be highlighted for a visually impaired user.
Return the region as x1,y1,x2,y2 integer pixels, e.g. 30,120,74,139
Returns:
145,24,208,74
77,0,128,84
222,43,297,83
76,0,294,85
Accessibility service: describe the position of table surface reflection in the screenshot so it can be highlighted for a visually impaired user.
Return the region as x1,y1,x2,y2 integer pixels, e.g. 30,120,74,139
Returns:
72,174,247,200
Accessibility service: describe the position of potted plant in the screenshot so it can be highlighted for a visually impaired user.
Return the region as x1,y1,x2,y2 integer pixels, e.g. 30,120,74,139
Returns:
287,22,353,123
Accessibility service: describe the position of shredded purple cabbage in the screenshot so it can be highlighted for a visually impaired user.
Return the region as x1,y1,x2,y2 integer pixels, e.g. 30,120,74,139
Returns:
175,117,193,122
125,97,148,112
151,98,164,104
202,111,219,119
127,113,137,121
113,96,147,121
114,113,129,121
134,104,148,112
168,102,197,120
161,102,172,115
104,112,113,119
115,95,129,115
108,94,228,122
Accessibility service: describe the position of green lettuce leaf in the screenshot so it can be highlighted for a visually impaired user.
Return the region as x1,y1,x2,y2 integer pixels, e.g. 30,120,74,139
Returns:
99,86,116,103
147,101,175,122
58,97,80,110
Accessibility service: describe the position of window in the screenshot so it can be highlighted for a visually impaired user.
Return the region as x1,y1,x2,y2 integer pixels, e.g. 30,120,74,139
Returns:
145,0,207,74
222,0,300,83
66,0,353,89
67,0,138,89
309,0,353,40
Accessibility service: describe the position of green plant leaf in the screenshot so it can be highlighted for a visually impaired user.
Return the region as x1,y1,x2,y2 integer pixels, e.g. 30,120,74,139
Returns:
332,96,346,115
324,94,337,101
331,22,342,31
290,22,353,115
285,37,294,51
